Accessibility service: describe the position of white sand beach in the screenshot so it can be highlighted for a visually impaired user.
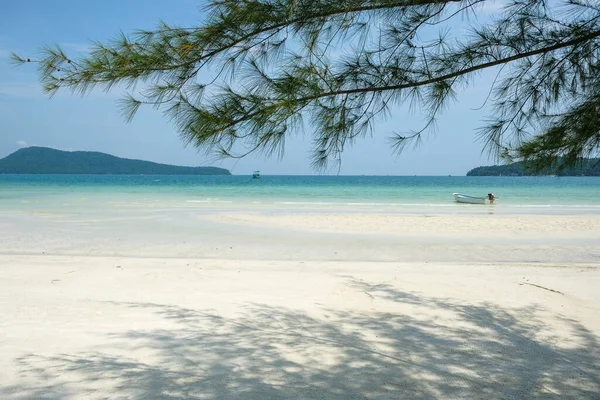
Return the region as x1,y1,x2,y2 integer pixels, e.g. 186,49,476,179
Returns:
1,209,599,399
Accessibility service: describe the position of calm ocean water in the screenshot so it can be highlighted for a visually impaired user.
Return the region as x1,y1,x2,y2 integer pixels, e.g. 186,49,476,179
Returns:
1,174,599,214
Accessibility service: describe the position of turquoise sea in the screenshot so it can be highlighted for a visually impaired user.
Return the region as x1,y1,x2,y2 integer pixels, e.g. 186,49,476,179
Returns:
1,174,599,215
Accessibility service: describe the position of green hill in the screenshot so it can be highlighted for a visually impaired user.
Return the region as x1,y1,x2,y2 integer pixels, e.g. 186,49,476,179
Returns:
467,159,600,176
0,147,231,175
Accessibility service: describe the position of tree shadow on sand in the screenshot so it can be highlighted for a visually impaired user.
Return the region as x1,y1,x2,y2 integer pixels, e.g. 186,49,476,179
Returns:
4,278,599,399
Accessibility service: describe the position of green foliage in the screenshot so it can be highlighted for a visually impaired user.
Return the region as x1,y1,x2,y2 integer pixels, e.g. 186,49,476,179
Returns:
12,0,600,170
467,158,600,176
0,147,230,175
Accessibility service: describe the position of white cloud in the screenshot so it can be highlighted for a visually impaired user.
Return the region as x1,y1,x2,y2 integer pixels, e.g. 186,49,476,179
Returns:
16,140,28,148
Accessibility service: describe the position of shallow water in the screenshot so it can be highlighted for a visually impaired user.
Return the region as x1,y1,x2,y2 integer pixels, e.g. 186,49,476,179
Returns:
1,174,599,215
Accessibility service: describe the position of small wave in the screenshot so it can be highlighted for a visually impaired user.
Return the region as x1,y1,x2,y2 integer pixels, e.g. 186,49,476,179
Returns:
513,204,600,208
277,201,340,205
187,199,233,204
277,201,459,207
513,204,552,208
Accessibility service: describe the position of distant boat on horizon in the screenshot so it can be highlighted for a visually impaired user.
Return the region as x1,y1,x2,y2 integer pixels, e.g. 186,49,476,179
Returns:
252,170,261,179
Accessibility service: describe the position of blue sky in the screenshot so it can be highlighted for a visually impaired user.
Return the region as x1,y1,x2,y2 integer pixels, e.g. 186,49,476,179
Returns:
0,1,502,175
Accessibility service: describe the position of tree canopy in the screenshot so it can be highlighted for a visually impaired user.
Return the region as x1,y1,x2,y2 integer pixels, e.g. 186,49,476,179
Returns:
12,0,600,170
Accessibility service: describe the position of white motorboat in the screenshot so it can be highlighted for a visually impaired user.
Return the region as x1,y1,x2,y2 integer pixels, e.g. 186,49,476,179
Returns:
453,193,492,204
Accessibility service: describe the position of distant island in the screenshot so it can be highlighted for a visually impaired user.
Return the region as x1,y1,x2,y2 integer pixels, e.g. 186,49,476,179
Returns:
467,159,600,176
0,147,231,175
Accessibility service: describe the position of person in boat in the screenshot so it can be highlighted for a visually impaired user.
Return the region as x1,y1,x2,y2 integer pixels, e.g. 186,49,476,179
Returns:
487,193,495,202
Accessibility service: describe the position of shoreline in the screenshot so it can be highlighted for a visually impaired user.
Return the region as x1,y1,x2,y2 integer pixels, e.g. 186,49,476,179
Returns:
2,211,599,263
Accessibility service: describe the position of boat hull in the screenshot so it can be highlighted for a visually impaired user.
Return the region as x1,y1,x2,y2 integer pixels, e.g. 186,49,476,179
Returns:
453,193,487,204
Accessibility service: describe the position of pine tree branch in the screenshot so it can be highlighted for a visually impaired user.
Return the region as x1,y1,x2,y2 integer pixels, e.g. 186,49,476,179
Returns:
200,28,600,134
300,29,600,100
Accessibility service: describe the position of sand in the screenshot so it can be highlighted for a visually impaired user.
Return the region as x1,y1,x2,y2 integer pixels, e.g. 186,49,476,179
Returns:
1,211,599,399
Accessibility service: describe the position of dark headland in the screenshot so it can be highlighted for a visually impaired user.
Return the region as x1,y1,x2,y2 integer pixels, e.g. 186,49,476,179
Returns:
466,159,600,176
0,147,231,175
